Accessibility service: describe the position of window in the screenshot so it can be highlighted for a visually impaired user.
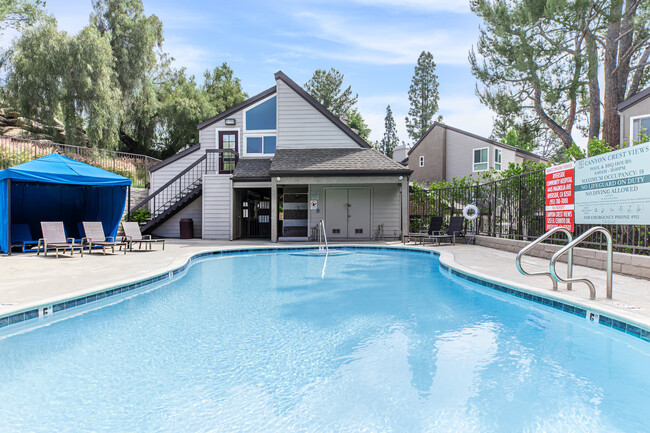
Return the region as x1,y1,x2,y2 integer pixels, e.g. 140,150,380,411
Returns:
473,148,488,171
494,149,502,171
219,131,238,173
245,96,276,131
246,136,276,155
419,156,424,167
632,116,650,142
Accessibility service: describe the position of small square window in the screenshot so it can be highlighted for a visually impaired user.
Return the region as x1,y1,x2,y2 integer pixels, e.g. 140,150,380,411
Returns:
473,148,488,172
419,156,424,167
263,136,276,154
247,137,263,153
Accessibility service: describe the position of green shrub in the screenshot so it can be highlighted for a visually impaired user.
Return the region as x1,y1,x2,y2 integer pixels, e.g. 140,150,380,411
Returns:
129,208,151,223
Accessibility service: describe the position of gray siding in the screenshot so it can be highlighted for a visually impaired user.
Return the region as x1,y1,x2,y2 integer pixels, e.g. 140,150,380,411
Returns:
619,97,650,144
151,197,202,238
202,175,232,239
276,79,360,149
444,129,517,181
307,183,401,239
150,149,204,195
199,110,243,151
408,126,445,184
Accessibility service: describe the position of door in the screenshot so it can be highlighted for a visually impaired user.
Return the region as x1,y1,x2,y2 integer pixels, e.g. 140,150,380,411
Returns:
219,131,238,174
324,188,371,238
348,188,371,238
325,189,349,238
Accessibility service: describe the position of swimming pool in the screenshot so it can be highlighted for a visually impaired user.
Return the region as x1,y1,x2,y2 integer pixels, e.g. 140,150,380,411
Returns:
1,248,649,432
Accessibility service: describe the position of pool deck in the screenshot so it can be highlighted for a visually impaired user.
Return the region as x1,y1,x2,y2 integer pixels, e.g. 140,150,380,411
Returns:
1,239,650,330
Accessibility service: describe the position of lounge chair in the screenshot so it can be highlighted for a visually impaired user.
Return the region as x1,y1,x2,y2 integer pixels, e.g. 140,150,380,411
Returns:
37,221,84,258
427,216,466,245
121,221,165,251
11,224,38,253
404,216,443,244
82,222,127,255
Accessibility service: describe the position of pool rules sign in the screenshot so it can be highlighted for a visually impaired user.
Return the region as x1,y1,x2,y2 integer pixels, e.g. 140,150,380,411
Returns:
545,162,575,231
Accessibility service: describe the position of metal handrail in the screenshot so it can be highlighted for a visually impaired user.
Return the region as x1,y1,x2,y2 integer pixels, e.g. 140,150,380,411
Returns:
516,227,574,291
319,219,328,253
550,226,613,300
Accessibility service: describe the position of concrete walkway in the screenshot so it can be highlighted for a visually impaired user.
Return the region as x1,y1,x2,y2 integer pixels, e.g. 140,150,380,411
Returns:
1,240,649,330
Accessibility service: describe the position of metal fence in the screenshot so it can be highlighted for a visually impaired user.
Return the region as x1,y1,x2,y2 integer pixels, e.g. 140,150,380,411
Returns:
410,169,650,255
0,136,160,188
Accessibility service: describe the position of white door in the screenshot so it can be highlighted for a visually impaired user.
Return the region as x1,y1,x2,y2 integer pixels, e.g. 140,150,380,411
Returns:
324,188,371,238
325,189,349,238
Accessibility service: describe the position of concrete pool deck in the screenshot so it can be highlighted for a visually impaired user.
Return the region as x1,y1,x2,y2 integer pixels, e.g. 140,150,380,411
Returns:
1,239,650,331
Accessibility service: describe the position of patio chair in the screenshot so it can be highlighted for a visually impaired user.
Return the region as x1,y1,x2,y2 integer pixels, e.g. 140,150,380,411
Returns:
121,221,165,251
11,224,38,253
82,222,127,255
404,216,444,244
427,216,466,245
37,221,84,258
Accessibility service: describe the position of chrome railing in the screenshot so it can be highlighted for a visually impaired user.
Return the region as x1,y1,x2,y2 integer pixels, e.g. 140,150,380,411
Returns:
319,219,329,254
550,226,613,300
516,227,574,291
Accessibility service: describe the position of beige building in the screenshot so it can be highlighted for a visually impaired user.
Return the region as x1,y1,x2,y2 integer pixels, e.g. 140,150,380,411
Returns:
618,87,650,145
405,122,548,185
138,72,412,242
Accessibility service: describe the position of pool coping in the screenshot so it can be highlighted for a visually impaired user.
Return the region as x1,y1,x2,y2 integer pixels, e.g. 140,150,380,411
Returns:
1,244,649,343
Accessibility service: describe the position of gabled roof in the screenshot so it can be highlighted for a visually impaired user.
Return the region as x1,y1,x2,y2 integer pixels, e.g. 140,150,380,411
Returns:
196,86,277,131
274,71,371,149
149,143,201,173
0,153,131,186
617,87,650,112
269,148,412,176
407,122,548,161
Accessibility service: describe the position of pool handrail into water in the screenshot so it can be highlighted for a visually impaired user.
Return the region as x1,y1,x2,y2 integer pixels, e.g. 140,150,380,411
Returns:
516,226,574,291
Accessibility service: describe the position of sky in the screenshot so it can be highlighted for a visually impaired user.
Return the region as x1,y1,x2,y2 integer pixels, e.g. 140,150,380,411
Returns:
4,0,497,147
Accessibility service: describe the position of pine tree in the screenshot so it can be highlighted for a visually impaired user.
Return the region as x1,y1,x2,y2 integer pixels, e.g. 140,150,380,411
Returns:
405,51,439,142
379,105,399,158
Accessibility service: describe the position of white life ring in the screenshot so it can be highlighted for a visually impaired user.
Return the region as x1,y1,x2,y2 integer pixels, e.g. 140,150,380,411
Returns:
462,204,480,221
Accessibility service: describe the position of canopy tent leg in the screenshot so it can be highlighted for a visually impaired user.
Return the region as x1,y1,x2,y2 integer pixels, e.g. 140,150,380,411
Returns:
7,178,11,256
127,185,131,222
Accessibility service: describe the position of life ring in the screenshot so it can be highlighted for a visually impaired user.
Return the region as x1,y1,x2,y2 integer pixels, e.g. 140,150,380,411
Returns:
462,204,480,221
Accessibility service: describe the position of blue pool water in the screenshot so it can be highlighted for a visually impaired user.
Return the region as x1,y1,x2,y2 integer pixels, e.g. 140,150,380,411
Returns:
1,248,650,432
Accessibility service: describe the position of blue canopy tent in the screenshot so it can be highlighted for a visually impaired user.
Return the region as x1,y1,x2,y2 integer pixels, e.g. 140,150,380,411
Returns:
0,153,132,254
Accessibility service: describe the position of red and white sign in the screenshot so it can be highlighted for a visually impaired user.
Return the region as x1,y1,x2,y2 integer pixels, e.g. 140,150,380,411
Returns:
545,162,575,231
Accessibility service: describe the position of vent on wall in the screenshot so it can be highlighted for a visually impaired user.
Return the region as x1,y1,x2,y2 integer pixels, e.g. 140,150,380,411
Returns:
332,229,340,234
355,229,363,234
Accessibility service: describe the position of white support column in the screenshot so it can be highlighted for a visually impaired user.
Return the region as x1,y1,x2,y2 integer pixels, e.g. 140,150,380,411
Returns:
401,178,409,241
271,181,278,242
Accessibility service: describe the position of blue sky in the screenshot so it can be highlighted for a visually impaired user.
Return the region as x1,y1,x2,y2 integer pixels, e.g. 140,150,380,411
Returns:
9,0,496,146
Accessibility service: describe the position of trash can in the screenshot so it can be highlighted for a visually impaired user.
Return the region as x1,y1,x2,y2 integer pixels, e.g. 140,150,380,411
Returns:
179,218,194,239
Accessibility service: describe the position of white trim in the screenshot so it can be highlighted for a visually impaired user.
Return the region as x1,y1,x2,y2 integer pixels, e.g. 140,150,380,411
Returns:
243,93,277,133
630,114,650,145
242,134,277,157
472,146,489,172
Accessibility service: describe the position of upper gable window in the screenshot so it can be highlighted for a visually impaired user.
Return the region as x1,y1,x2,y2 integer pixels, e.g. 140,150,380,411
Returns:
245,96,276,131
473,147,488,172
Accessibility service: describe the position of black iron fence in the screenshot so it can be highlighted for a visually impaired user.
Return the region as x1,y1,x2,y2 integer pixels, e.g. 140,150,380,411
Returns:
0,136,160,188
410,169,650,255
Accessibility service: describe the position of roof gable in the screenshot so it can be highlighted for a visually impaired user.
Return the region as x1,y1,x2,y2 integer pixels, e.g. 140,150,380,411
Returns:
274,71,371,149
197,86,277,131
617,87,650,112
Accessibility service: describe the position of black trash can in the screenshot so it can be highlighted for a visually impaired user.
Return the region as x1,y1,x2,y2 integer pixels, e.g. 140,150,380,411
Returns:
180,218,194,239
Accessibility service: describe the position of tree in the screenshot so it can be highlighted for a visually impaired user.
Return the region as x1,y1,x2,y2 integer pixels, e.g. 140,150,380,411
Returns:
405,51,440,142
304,68,358,118
203,63,248,115
378,105,399,157
470,0,650,149
346,108,371,142
0,0,44,33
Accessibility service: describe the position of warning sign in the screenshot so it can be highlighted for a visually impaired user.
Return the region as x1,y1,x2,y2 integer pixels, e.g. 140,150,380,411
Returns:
310,200,318,210
545,162,574,231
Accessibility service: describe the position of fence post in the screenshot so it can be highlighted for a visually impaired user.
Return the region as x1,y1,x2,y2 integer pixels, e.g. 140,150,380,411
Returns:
144,157,148,188
518,175,523,239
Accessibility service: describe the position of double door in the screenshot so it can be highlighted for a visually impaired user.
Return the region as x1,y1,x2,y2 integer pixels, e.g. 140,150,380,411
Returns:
324,188,371,239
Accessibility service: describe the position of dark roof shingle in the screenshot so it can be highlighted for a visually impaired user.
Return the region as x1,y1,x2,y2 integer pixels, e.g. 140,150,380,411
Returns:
269,148,412,176
232,158,272,180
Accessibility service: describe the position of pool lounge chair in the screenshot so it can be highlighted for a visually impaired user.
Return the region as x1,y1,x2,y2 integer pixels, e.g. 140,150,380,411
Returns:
37,221,84,258
82,222,127,255
427,216,466,245
11,224,38,253
404,216,443,244
121,221,165,251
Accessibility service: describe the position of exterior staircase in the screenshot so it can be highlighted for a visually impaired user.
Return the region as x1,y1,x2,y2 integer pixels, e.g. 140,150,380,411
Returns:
129,149,236,234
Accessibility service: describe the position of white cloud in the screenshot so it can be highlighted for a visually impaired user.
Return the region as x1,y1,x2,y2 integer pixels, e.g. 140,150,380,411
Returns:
438,95,494,139
283,11,477,66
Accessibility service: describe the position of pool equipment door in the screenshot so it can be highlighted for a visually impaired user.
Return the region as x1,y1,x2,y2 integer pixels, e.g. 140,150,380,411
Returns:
347,188,370,238
324,188,371,238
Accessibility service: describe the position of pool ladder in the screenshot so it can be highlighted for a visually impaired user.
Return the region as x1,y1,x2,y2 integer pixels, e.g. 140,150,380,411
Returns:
318,219,329,254
516,226,613,300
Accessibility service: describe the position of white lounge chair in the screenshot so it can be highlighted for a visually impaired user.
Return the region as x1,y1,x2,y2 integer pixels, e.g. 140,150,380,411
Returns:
37,221,84,258
121,221,165,251
82,221,127,255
